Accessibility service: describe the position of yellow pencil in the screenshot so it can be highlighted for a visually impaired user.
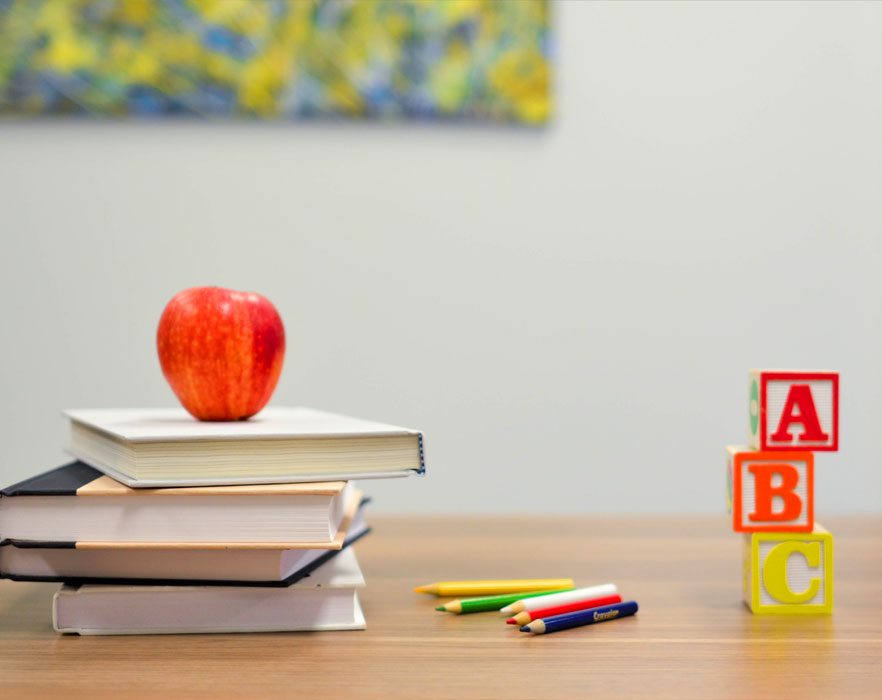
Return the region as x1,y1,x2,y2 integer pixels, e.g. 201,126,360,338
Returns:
414,579,574,597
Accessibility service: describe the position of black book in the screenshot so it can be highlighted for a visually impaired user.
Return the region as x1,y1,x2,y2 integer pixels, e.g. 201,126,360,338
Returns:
1,501,371,587
0,462,358,547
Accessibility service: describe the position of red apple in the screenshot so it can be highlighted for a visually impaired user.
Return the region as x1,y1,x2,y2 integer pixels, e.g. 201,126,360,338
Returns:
156,287,285,421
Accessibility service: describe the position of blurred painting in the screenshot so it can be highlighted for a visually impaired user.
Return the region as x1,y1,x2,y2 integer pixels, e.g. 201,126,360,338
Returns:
0,0,550,124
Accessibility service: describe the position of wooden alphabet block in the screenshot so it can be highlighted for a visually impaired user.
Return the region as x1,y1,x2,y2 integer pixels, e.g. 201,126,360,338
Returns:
726,446,813,532
748,370,839,451
742,525,833,615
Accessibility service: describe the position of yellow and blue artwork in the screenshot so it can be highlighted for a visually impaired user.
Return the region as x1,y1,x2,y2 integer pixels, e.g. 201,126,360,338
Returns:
0,0,551,123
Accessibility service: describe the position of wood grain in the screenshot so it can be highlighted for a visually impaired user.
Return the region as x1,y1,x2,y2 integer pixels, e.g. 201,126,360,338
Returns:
0,516,880,699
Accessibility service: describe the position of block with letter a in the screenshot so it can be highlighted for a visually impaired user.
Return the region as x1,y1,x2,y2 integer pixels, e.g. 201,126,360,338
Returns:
748,370,839,452
727,446,813,533
742,525,833,615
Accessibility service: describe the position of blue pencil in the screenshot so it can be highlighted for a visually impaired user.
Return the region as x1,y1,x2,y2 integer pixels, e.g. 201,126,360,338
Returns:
519,600,638,635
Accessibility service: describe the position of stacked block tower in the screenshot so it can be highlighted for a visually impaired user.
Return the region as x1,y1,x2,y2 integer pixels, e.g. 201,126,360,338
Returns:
726,370,839,615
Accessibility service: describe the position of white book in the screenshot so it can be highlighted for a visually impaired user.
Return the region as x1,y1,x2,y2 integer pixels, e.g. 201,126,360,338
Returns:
65,406,425,487
0,505,370,585
0,462,358,547
53,548,367,635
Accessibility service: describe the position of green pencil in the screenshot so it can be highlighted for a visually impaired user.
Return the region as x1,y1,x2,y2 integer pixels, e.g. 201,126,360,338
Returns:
435,588,574,614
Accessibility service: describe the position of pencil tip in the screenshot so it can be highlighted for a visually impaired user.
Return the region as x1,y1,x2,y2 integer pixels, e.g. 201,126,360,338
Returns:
505,619,516,624
414,586,427,594
519,626,531,633
435,606,446,612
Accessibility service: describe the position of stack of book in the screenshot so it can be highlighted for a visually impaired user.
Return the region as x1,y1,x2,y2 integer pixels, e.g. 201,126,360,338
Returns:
0,407,424,635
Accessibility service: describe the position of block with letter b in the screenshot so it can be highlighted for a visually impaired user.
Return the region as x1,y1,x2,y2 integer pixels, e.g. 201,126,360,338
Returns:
727,446,813,533
743,526,833,615
748,370,838,451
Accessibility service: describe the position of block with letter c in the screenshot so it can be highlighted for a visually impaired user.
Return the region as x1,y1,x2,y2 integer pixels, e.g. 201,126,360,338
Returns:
742,526,833,615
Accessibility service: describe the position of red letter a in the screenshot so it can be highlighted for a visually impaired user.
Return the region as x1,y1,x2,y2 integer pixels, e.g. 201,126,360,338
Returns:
770,384,829,443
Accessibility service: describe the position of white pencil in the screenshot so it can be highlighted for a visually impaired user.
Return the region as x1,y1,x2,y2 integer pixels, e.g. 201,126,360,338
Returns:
499,583,618,615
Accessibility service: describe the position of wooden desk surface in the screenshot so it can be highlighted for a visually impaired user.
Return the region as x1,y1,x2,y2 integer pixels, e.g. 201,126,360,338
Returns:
0,516,880,699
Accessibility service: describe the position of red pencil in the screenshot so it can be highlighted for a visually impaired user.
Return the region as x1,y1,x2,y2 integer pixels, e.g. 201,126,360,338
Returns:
506,594,623,626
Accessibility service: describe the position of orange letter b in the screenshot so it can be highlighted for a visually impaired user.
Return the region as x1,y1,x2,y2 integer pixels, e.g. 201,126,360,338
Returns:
748,463,802,522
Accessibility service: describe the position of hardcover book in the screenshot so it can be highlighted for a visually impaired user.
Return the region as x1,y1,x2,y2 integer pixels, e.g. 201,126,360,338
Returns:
64,406,425,487
53,547,367,635
0,462,358,547
0,501,370,587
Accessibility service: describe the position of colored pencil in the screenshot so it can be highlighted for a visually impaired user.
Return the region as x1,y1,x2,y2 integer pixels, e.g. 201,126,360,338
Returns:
520,600,639,635
436,588,574,614
414,579,574,597
500,583,617,615
506,593,622,625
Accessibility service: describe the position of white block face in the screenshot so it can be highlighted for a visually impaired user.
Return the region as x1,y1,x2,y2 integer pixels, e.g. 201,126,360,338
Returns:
764,378,835,449
757,538,828,607
748,372,761,444
726,452,734,515
738,455,809,530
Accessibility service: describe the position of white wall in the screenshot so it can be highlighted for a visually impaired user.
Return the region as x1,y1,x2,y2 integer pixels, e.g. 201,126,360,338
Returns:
1,1,880,514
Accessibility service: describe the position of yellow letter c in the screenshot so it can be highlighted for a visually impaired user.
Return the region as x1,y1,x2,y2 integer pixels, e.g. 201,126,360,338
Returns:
763,541,821,603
